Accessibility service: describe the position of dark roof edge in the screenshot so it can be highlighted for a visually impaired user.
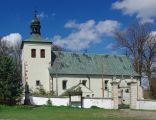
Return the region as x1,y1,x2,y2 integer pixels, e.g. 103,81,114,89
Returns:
49,73,140,77
21,40,52,49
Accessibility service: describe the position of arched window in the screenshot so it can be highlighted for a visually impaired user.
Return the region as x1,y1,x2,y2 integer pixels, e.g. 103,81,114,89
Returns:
62,80,67,90
105,80,108,90
31,49,36,58
40,49,45,58
36,80,40,86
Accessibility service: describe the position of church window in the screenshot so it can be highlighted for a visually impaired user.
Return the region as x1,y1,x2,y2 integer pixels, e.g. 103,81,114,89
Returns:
105,80,108,90
62,80,67,90
36,80,40,86
82,80,87,86
86,95,90,97
31,49,36,58
40,49,45,58
125,89,129,93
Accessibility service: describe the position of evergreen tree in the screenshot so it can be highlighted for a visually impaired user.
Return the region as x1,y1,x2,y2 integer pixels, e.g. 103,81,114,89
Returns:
0,55,23,105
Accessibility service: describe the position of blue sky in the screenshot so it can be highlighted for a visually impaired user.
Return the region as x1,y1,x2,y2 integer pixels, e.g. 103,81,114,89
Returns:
1,0,156,54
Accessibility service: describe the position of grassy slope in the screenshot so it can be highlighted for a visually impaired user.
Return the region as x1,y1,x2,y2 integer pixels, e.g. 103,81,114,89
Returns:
0,105,144,120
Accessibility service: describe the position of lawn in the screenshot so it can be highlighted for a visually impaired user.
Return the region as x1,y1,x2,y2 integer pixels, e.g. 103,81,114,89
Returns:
0,105,149,120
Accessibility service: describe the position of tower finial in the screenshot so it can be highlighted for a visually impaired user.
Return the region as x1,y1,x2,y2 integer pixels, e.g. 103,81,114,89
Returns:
34,10,37,17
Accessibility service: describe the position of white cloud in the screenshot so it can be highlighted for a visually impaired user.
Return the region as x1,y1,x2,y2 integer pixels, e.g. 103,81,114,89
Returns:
64,20,78,28
112,0,156,23
37,12,48,19
96,20,120,36
2,33,22,46
151,31,156,36
53,20,120,50
147,31,156,45
106,43,116,49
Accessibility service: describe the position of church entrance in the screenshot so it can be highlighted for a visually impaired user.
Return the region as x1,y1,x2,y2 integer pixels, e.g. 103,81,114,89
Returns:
69,91,83,108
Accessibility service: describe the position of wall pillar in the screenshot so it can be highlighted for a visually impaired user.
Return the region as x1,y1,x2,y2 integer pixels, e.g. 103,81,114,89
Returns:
111,80,119,109
130,80,137,109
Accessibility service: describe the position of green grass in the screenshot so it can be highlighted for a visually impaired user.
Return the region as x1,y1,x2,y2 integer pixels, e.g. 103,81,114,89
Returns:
144,90,154,99
0,105,145,120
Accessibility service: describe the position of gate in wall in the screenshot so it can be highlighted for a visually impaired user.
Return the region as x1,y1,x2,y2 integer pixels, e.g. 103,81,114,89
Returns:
112,77,138,109
118,80,130,109
69,91,83,108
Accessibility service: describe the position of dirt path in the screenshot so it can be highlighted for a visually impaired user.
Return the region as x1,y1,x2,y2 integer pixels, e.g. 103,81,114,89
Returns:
94,109,156,120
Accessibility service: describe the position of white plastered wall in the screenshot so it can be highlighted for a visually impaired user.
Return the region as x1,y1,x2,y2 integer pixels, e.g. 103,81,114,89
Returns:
22,43,51,92
51,75,141,100
51,75,113,98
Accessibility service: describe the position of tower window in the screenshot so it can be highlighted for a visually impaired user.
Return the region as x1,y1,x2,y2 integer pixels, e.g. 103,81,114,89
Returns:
31,49,36,58
105,80,108,90
82,80,87,86
40,49,45,58
36,80,40,86
62,80,67,90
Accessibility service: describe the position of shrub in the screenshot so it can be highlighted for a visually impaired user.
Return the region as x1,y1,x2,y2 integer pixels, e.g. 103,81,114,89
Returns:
46,99,52,106
91,106,100,109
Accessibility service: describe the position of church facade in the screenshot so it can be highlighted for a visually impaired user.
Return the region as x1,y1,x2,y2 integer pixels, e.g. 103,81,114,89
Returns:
21,15,143,106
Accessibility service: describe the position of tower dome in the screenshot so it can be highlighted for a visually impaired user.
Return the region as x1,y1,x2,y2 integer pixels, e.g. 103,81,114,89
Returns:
30,11,41,35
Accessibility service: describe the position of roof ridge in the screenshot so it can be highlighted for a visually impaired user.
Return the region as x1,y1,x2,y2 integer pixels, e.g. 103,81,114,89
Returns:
53,51,127,57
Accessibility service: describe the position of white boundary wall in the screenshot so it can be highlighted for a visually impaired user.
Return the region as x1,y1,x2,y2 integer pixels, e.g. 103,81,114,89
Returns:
136,100,156,110
29,96,113,109
83,98,114,109
30,96,69,106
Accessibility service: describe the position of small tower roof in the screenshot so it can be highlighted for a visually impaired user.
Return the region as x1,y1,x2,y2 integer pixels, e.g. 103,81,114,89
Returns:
30,10,41,35
21,12,52,49
21,34,52,49
23,34,52,43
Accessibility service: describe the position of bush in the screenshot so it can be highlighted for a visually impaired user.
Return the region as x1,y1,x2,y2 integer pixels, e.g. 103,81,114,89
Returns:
30,85,55,97
46,99,52,106
91,106,100,109
31,85,47,96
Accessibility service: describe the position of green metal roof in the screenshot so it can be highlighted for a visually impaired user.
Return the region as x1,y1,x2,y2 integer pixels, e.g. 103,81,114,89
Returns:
49,51,139,76
21,34,52,49
23,34,52,43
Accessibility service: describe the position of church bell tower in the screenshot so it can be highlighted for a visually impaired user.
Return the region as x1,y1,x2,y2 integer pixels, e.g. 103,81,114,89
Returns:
21,12,52,93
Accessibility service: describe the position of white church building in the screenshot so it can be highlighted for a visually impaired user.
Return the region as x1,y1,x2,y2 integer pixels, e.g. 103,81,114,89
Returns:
21,14,143,108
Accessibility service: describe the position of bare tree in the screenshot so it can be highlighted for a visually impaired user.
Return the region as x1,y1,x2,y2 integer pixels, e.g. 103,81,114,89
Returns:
51,44,73,52
0,37,22,84
115,21,156,89
0,38,21,65
143,35,156,91
0,38,13,55
51,44,64,51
